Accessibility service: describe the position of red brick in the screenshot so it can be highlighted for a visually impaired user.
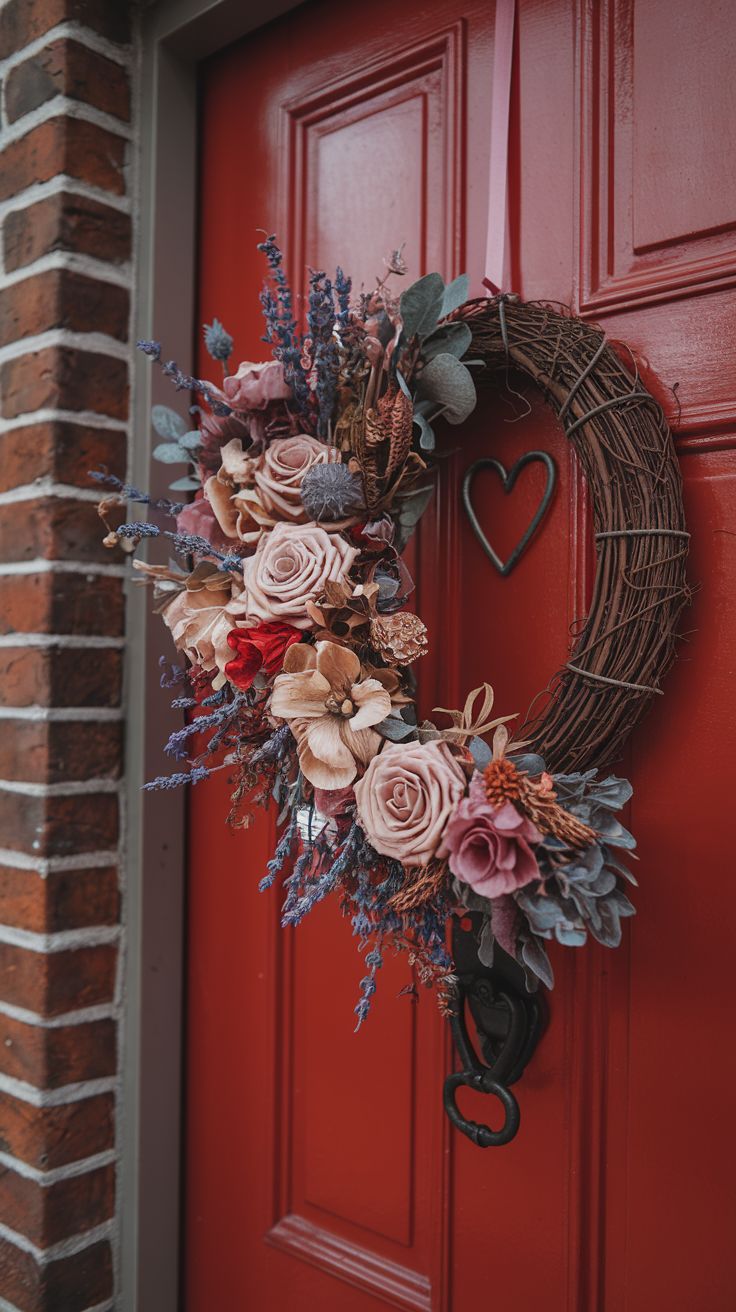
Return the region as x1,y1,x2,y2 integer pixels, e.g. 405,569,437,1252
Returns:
0,118,127,201
0,720,122,783
0,1234,113,1312
0,1090,113,1169
0,269,129,347
0,1161,114,1246
0,573,125,639
0,345,128,419
0,420,126,492
0,499,126,565
4,191,131,273
0,0,131,58
0,1013,116,1087
0,647,122,708
5,38,131,124
0,865,120,934
0,791,118,856
0,942,117,1016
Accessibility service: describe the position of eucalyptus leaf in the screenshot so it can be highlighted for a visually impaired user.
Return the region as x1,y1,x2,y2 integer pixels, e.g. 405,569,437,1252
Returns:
151,405,188,441
439,273,469,318
168,474,202,491
399,272,445,341
153,442,189,464
416,352,477,424
413,412,436,452
395,369,412,399
375,715,417,742
421,321,472,362
178,430,203,451
469,736,492,770
394,481,436,551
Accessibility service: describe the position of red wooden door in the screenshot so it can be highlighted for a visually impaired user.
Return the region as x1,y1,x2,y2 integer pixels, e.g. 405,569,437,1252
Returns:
184,2,736,1308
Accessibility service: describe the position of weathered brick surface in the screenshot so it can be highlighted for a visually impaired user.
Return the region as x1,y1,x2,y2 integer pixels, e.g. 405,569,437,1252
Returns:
0,499,126,564
0,942,117,1016
1,346,128,419
0,1090,114,1169
0,866,120,934
0,420,126,492
0,1235,113,1312
0,118,127,201
0,1161,114,1246
0,647,122,708
0,268,130,346
0,1013,116,1087
0,719,122,783
5,38,131,124
0,791,119,856
0,574,125,639
3,192,132,273
0,0,131,58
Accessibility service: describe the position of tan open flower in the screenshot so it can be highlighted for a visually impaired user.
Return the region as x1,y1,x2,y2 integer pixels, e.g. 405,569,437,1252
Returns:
270,641,392,789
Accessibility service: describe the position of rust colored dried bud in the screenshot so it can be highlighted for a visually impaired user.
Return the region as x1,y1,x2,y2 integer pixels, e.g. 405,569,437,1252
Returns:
370,611,428,665
483,756,524,806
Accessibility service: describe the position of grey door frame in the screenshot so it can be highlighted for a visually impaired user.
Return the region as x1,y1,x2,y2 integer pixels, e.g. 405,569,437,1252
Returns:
125,3,302,1308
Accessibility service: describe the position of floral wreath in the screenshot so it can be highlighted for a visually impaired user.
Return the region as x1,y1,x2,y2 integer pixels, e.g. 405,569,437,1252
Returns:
96,239,689,1025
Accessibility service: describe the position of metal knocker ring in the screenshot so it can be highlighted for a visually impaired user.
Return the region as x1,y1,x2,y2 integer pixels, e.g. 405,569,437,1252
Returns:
443,1068,521,1148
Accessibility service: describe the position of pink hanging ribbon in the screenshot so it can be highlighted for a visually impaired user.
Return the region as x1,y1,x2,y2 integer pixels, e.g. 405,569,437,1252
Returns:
483,0,517,296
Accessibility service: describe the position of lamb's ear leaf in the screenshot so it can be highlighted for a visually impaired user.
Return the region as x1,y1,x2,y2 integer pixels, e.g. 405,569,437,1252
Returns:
153,442,189,464
415,352,477,424
439,273,470,318
399,272,445,341
177,430,203,451
421,321,472,361
151,405,188,440
168,475,202,491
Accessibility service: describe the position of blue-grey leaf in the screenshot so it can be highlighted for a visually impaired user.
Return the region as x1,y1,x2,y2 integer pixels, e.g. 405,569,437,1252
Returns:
168,474,201,491
469,736,492,769
439,273,469,317
375,715,417,742
151,405,188,441
477,916,495,968
416,352,477,424
422,321,472,361
178,430,203,451
413,411,436,451
395,369,412,399
152,442,188,464
511,752,546,775
399,272,445,341
521,937,554,989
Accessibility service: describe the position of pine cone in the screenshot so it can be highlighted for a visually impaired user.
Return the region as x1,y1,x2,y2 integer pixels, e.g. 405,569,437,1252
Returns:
370,612,428,665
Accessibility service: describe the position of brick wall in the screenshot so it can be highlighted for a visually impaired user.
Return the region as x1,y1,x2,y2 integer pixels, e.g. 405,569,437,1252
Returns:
0,1,134,1308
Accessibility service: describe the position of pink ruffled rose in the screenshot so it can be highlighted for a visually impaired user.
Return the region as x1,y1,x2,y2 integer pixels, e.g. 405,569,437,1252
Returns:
222,360,291,411
445,774,541,898
242,521,359,630
176,494,238,553
253,434,340,522
354,740,467,868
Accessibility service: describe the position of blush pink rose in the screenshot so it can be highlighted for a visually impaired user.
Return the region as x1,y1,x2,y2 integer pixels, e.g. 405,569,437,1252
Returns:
222,360,291,411
445,774,541,898
242,521,359,630
354,740,467,868
252,434,340,522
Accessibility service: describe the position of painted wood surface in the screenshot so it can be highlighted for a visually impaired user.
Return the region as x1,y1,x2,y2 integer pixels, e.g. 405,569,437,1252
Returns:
185,1,736,1307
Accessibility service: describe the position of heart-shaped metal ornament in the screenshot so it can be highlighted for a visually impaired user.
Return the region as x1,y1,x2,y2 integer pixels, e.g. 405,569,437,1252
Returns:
462,451,557,576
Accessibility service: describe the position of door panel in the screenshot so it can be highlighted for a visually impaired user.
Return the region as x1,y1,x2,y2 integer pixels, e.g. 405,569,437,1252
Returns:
185,1,736,1308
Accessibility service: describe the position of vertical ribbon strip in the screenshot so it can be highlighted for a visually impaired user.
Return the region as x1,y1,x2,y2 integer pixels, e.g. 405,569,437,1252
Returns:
483,0,517,295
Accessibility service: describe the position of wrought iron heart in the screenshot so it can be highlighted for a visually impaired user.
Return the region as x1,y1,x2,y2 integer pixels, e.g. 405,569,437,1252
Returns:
462,451,557,576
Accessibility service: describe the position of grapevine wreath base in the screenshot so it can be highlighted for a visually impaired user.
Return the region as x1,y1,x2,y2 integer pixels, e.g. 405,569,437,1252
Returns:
97,240,689,1022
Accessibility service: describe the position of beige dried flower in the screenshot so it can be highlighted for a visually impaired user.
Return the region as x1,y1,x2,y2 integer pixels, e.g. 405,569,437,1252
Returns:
370,611,428,665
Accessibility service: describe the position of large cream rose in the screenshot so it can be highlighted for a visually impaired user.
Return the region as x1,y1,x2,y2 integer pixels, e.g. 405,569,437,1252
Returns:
242,521,359,630
163,575,247,689
354,740,467,868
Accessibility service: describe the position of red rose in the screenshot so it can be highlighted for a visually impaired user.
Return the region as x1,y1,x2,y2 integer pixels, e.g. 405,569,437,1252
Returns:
224,622,302,689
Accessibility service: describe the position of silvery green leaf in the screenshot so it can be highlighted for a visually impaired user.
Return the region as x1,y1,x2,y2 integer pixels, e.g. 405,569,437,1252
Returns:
395,369,412,399
399,272,445,341
168,474,201,491
413,412,436,451
416,352,477,424
521,937,553,989
421,321,472,361
151,405,188,440
394,481,436,551
477,916,495,968
469,736,492,769
153,442,188,464
439,273,469,317
178,430,203,451
375,715,417,742
511,752,546,775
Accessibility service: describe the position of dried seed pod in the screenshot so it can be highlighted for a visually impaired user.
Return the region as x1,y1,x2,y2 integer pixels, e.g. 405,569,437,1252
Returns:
370,611,429,665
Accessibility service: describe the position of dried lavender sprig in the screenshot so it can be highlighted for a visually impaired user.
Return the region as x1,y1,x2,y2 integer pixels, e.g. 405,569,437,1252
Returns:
88,470,184,517
114,520,242,572
142,765,212,791
159,657,186,688
260,809,300,891
136,339,232,416
354,938,384,1030
163,695,244,759
281,823,361,926
203,318,233,367
335,266,352,325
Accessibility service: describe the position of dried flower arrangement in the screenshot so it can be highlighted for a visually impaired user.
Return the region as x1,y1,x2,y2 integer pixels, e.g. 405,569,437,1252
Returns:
96,239,689,1021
